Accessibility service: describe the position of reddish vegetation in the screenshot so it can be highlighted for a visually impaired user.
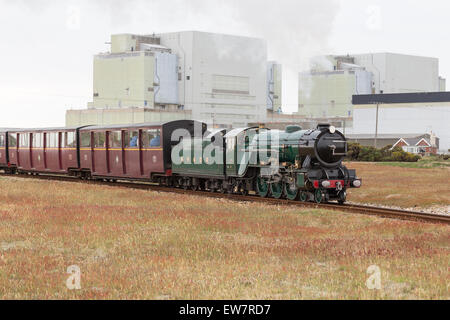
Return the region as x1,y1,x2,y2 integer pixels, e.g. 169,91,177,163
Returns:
346,162,450,208
0,175,448,299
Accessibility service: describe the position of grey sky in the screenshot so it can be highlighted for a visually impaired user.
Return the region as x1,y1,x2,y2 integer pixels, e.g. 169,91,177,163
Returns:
0,0,448,127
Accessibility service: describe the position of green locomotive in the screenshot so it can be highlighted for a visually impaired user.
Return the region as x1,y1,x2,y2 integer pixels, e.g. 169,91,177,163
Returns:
171,123,361,204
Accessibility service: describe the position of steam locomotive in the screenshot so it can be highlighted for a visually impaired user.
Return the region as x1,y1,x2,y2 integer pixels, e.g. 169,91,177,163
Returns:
0,120,361,204
172,122,361,204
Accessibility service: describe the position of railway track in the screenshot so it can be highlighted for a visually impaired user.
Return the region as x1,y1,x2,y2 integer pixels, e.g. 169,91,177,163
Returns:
2,172,449,225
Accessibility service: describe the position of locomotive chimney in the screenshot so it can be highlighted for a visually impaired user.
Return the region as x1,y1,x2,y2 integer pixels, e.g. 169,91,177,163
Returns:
317,123,330,132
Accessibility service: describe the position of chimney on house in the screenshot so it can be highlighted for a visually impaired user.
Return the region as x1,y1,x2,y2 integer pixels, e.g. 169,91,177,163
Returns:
430,131,437,147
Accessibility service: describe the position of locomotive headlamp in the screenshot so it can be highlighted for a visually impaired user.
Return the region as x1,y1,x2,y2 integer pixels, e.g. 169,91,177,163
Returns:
322,181,331,188
329,126,336,134
353,180,361,188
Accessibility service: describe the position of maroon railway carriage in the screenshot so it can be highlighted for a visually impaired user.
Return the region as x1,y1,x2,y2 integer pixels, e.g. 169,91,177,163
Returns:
78,120,206,181
0,129,17,173
7,127,81,174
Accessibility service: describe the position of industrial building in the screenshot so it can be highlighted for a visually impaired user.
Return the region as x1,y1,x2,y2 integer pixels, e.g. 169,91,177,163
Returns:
297,53,446,119
351,92,449,152
67,31,277,128
267,61,282,113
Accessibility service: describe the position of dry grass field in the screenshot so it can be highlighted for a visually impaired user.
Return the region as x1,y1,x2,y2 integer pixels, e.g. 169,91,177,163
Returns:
0,173,448,300
346,162,450,209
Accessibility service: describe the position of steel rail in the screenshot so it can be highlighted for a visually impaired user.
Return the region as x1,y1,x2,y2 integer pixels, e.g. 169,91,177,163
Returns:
2,173,449,225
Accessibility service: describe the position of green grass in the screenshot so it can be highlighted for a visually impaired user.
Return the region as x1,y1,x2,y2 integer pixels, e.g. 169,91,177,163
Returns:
376,157,450,169
0,176,449,299
346,162,450,208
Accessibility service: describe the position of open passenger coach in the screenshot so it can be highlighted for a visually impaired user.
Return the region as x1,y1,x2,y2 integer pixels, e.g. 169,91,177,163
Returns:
1,120,207,182
77,121,206,180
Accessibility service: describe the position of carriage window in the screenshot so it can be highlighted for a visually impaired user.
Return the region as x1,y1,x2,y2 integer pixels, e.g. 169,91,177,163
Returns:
94,132,106,148
109,131,122,148
226,138,235,151
33,133,43,148
0,134,4,147
8,134,17,147
65,132,75,148
19,133,29,148
46,132,59,148
124,130,139,148
142,129,161,147
80,132,91,148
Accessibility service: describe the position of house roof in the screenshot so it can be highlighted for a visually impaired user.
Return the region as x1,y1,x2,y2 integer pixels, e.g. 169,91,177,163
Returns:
393,137,432,148
404,138,430,146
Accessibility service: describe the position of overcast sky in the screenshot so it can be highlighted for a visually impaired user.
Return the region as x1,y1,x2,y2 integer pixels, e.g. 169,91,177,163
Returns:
0,0,448,127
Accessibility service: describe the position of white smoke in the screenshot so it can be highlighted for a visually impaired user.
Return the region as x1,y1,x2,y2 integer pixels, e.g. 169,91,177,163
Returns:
150,0,340,113
1,0,340,119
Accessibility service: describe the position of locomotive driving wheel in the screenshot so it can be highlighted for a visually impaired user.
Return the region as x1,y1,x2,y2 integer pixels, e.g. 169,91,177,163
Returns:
256,177,270,198
314,189,324,204
299,191,308,202
283,182,298,200
270,181,283,199
338,191,347,205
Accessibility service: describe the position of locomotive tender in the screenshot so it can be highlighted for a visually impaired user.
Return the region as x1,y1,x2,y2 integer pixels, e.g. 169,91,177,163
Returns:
0,120,360,204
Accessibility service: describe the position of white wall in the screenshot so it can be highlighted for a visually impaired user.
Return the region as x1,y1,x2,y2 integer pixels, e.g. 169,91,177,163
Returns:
440,77,446,91
353,103,450,151
353,53,440,93
154,52,178,105
159,31,267,127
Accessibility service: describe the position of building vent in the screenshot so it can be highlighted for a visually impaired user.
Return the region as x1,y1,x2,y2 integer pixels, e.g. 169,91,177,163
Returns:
212,75,249,95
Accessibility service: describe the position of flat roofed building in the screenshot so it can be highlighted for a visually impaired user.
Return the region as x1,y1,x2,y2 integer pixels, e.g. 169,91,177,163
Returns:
352,92,450,152
66,107,191,127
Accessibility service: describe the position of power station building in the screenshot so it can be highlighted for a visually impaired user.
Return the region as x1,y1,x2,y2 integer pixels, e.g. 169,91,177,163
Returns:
267,61,282,113
297,53,446,120
67,31,282,128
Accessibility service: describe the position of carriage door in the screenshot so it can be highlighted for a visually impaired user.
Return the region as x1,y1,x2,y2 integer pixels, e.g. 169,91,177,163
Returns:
0,133,5,165
236,131,252,177
58,132,63,170
123,130,140,177
225,137,236,176
32,133,44,171
18,133,31,169
108,130,123,176
9,133,18,166
92,131,107,175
